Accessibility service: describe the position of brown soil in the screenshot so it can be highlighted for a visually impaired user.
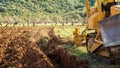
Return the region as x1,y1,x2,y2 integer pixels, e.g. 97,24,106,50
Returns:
37,27,90,68
0,27,90,68
0,27,53,68
48,47,90,68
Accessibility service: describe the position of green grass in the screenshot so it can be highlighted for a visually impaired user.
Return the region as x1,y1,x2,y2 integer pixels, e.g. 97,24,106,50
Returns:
54,25,88,58
54,27,74,38
54,25,86,38
64,44,89,58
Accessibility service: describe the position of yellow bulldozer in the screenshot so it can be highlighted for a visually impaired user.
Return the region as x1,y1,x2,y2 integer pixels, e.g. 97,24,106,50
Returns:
74,0,120,63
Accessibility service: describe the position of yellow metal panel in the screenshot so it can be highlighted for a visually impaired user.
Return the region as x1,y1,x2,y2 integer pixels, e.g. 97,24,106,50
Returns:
87,11,105,29
85,0,90,18
97,0,102,20
111,6,120,16
88,13,99,29
89,43,102,53
90,8,97,16
103,0,114,6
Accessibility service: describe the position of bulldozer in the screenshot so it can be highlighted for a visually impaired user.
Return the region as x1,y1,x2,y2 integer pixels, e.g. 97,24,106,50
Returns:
75,0,120,63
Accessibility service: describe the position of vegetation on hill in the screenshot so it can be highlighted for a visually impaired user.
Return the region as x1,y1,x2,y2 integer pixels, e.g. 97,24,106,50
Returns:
0,0,95,24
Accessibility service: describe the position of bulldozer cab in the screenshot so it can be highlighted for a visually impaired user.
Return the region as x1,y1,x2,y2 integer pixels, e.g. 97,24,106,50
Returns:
85,0,120,29
101,0,118,17
93,0,118,17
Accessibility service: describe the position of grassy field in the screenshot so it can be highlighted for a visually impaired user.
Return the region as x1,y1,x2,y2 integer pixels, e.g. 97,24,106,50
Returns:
54,26,86,38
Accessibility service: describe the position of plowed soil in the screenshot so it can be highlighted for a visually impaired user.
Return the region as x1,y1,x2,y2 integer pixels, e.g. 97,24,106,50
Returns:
0,27,90,68
37,28,90,68
1,27,120,68
0,27,53,68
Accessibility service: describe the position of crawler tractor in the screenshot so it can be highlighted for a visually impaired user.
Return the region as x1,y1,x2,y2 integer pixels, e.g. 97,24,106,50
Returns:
78,0,120,63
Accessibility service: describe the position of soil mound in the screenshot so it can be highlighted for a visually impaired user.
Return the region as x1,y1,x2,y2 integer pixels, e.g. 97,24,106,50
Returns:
0,29,53,68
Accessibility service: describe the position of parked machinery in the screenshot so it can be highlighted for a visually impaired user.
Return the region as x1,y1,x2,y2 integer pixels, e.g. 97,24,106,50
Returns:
74,0,120,63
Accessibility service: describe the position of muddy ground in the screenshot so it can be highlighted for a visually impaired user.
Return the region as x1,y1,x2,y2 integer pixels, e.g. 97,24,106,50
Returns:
0,27,120,68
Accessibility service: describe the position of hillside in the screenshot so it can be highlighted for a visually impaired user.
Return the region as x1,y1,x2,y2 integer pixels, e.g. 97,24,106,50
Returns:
0,0,95,23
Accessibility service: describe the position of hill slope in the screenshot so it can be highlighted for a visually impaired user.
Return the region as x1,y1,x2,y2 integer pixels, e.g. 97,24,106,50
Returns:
0,0,95,23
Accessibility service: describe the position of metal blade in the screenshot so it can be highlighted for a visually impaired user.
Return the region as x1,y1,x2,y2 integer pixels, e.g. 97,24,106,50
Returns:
99,14,120,47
